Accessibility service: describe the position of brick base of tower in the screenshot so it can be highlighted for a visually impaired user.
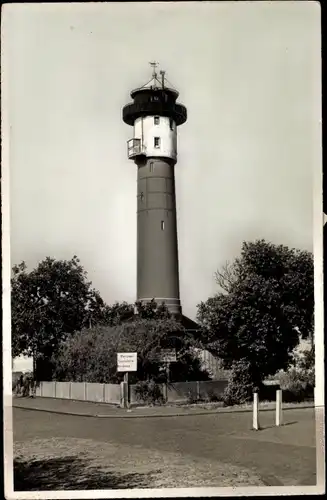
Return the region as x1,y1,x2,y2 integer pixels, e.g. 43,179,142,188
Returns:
136,156,182,316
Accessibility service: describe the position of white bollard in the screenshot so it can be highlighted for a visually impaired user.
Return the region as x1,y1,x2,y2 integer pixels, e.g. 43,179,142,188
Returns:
276,389,283,426
253,392,259,430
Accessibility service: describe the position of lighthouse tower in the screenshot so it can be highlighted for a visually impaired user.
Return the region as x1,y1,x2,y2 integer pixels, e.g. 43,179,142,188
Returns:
122,64,187,316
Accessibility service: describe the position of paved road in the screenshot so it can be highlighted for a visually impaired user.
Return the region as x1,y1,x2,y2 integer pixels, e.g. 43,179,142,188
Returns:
13,406,316,487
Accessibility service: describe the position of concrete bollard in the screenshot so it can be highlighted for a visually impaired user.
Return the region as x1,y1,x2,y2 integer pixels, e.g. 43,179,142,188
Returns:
253,392,260,430
276,389,283,426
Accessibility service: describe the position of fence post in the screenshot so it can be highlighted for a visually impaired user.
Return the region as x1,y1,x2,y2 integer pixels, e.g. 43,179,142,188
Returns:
165,363,170,404
196,381,200,401
163,383,168,403
69,382,72,399
253,392,259,430
103,383,105,403
54,381,57,398
84,382,87,401
276,389,283,426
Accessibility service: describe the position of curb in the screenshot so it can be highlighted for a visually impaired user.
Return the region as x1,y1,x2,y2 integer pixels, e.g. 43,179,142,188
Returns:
13,402,315,419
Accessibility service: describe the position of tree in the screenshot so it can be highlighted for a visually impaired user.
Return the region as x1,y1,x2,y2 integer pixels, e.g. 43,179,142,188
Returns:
197,239,314,392
214,261,238,294
53,302,209,384
97,301,134,327
135,299,171,320
11,256,109,379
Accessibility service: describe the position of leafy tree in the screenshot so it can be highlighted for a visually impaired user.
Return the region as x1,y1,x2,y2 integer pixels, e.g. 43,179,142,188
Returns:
214,261,238,294
98,301,134,327
53,302,209,384
197,239,314,392
135,299,171,320
11,256,110,379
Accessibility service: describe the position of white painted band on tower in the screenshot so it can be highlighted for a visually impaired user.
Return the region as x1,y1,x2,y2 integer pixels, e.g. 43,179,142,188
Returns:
133,116,177,161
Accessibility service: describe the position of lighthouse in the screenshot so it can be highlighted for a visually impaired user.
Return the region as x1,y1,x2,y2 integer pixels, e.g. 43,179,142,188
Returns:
122,63,187,316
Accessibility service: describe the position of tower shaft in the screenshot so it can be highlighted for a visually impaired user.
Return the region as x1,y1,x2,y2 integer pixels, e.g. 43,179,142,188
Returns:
137,157,180,315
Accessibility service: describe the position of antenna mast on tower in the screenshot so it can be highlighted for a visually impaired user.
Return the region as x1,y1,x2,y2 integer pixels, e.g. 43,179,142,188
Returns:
159,70,166,89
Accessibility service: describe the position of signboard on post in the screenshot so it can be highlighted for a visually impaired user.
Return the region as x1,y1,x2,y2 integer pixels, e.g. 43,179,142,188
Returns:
117,353,137,372
160,349,177,363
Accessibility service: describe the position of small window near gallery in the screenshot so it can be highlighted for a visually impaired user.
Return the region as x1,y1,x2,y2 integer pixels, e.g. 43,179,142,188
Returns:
150,162,154,172
154,137,160,148
154,116,160,125
161,221,165,230
169,118,174,130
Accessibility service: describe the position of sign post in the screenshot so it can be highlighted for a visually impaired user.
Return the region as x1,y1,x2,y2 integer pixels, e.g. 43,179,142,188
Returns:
117,353,137,409
159,349,176,403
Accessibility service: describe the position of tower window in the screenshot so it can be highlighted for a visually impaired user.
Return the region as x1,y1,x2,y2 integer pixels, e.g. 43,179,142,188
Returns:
150,162,154,172
161,221,165,230
154,116,160,125
154,137,160,148
169,118,174,130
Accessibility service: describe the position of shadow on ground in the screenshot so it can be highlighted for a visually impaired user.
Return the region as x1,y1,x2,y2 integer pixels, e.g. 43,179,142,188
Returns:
260,421,298,430
14,456,158,490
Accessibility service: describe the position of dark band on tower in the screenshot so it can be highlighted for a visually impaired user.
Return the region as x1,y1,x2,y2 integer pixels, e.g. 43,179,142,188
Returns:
122,64,187,316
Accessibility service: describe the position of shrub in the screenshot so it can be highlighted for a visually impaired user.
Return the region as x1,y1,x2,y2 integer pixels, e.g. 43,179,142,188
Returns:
134,380,165,405
204,388,223,403
186,390,198,404
294,347,315,387
275,346,315,403
278,367,314,402
222,359,256,406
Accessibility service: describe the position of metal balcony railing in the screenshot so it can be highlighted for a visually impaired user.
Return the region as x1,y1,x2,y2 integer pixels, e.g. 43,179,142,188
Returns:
127,138,145,158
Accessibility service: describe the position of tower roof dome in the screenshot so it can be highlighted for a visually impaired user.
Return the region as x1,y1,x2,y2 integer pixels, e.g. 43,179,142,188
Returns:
130,76,179,100
130,62,179,99
123,63,187,127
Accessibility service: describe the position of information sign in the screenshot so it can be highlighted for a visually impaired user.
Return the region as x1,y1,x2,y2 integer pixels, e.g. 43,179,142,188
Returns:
117,352,137,372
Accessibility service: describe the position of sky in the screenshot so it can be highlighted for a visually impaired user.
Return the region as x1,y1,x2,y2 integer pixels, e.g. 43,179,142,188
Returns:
3,1,321,321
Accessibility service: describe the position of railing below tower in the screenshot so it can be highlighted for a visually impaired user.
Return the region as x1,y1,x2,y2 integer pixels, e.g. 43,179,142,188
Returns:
127,138,145,159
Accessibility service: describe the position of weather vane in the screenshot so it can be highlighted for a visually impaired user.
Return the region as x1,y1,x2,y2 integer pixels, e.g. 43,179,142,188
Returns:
149,61,159,79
